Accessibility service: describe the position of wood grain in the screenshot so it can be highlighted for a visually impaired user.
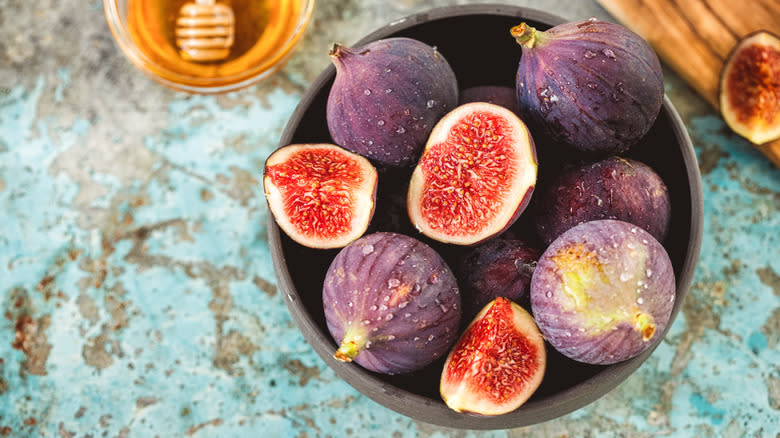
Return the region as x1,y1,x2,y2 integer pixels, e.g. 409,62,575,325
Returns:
597,0,780,168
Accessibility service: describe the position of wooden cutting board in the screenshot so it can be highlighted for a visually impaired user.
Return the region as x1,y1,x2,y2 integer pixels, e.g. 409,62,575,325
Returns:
597,0,780,168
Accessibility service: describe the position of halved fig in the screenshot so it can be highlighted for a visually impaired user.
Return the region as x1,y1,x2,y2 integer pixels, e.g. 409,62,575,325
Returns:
407,102,537,246
719,30,780,145
440,297,546,416
263,143,378,249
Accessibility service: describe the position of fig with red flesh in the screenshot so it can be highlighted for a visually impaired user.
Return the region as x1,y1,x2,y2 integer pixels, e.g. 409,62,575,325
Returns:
719,30,780,145
440,297,546,416
535,156,671,246
327,37,459,167
455,236,540,319
263,143,377,249
459,85,520,115
323,232,461,375
512,19,664,154
407,102,538,246
530,219,675,365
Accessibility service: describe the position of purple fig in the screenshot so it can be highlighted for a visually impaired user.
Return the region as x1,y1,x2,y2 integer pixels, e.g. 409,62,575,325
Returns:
455,237,540,318
530,219,675,365
459,85,520,115
512,19,664,154
323,232,461,375
535,156,671,246
327,37,459,167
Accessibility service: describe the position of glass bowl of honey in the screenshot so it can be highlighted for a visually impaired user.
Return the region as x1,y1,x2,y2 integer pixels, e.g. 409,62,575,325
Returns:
104,0,315,93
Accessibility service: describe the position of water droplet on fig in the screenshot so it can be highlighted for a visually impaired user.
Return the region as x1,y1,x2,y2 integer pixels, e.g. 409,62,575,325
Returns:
396,126,406,134
385,68,391,73
364,89,371,95
646,269,653,277
587,82,598,89
388,278,400,288
426,99,436,109
385,88,393,94
439,304,449,313
386,313,394,321
348,301,353,307
637,297,644,305
546,291,552,298
362,244,374,254
602,48,616,59
584,50,596,59
362,319,371,325
428,334,435,341
404,313,411,318
619,272,633,282
377,120,385,126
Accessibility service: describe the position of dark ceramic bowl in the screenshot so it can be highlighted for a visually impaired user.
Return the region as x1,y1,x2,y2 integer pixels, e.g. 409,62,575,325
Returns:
269,4,703,429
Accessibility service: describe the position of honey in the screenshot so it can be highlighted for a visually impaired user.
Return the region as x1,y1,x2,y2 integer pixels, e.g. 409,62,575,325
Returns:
124,0,310,88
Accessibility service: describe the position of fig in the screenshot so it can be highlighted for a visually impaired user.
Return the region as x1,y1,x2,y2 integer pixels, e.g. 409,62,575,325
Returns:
459,85,520,115
327,37,459,167
323,232,461,375
263,143,377,249
407,102,538,246
440,297,546,416
511,19,664,154
455,236,540,318
535,156,671,246
719,30,780,145
530,219,675,365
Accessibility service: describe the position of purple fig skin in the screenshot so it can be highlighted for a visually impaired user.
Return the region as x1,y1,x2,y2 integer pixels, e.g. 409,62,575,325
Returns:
323,232,462,374
530,220,675,365
535,156,671,246
512,19,664,154
456,237,540,318
459,86,520,115
327,38,459,167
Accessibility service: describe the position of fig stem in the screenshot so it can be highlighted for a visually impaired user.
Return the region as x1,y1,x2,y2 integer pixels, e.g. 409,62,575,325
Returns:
511,23,545,49
634,312,656,342
329,43,344,58
334,328,367,362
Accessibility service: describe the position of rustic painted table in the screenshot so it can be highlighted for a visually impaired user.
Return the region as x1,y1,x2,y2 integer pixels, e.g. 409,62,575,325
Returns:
1,0,778,437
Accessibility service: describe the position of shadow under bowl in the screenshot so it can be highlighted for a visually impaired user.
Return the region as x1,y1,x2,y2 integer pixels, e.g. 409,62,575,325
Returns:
268,4,703,430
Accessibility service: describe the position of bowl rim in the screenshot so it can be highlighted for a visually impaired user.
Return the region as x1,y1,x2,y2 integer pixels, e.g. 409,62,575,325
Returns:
269,3,704,429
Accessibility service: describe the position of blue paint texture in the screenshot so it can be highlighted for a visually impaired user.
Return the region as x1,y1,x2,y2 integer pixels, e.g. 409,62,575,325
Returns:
1,1,779,437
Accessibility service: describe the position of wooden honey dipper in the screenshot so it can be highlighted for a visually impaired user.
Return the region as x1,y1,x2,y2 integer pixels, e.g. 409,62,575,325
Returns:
175,0,235,62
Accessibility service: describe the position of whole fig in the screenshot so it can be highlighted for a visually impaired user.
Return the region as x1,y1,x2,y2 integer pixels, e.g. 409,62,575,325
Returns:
455,236,540,319
327,37,459,167
323,232,461,375
512,19,664,154
530,220,675,365
534,156,671,246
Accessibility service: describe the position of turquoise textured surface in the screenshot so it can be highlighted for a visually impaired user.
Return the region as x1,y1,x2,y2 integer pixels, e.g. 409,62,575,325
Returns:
1,0,778,437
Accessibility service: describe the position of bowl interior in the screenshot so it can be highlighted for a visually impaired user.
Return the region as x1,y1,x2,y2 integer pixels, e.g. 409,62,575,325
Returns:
271,5,702,430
